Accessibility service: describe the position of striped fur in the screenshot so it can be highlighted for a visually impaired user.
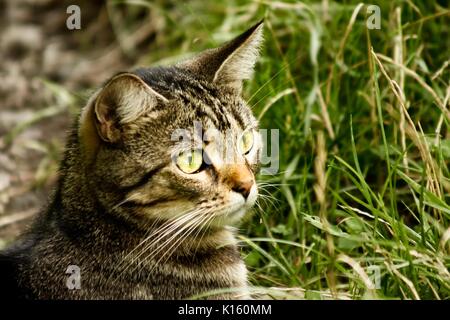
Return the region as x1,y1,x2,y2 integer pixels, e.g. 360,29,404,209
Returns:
0,21,264,300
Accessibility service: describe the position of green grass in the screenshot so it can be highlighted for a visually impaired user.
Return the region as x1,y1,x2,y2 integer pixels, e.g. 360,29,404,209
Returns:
160,0,448,299
239,0,450,299
5,0,449,299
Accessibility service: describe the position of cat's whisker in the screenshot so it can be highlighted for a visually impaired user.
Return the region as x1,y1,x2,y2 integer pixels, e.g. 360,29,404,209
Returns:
172,214,210,255
128,209,203,265
257,181,290,188
119,209,196,266
192,210,217,255
151,212,209,270
257,186,279,194
114,216,198,284
188,211,214,252
13,20,267,300
109,208,203,284
149,210,207,257
258,195,279,210
253,200,267,217
141,210,198,243
130,208,207,262
258,193,279,204
133,212,207,275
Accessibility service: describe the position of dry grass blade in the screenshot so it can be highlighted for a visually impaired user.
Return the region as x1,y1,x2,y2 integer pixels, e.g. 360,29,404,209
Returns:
0,208,38,228
371,49,443,199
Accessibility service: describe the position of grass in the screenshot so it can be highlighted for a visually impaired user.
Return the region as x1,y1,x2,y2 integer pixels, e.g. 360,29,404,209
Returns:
4,0,450,299
237,0,450,299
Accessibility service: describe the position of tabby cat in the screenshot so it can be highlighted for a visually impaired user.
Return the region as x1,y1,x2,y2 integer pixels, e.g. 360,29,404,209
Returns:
0,21,264,299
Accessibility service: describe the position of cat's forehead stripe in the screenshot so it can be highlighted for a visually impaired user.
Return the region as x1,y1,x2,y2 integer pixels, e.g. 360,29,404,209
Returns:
134,66,251,131
177,83,233,130
227,102,245,129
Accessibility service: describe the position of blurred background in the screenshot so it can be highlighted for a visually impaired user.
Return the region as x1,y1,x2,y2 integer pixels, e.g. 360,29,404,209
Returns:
0,0,449,299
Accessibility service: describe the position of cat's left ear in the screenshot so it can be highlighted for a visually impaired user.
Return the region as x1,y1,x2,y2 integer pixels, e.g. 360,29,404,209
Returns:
78,73,167,162
179,20,264,92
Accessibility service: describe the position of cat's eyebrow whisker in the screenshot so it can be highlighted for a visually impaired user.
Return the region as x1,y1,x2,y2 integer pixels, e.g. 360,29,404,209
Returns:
249,77,296,110
247,55,301,104
246,64,290,103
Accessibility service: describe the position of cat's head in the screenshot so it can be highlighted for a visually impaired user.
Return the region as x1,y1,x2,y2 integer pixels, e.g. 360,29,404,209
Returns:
78,21,264,230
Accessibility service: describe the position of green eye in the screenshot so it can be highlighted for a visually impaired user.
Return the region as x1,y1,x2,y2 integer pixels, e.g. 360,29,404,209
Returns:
176,149,204,174
239,130,254,155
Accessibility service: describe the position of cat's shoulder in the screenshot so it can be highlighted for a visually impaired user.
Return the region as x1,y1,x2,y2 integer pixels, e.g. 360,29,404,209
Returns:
0,238,35,299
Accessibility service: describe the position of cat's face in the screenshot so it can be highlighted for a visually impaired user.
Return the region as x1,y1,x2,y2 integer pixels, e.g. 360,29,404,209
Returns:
79,22,264,230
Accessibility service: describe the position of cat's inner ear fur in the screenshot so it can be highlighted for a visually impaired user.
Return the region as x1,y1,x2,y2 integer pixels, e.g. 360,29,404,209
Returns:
180,20,264,91
79,73,167,160
93,73,167,143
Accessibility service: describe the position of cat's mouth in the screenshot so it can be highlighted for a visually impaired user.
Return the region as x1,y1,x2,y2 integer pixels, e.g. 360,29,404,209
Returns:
209,187,258,226
210,205,246,227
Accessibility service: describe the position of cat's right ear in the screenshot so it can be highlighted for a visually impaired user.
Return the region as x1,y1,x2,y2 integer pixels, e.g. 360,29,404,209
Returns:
179,21,264,92
79,73,167,160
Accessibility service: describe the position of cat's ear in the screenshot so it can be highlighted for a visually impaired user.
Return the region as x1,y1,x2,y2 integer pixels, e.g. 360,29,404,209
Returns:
180,20,264,91
79,73,167,159
92,73,167,143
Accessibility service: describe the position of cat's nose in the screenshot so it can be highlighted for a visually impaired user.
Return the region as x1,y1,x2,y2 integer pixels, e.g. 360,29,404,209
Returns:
232,180,253,199
223,164,254,200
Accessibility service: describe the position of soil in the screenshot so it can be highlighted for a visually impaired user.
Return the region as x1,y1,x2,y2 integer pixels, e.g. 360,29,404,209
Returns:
0,0,158,247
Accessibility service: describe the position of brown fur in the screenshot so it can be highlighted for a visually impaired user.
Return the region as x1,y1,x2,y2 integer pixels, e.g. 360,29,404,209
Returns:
0,21,264,300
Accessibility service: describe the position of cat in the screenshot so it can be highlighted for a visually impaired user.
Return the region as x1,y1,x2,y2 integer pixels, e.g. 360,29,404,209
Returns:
0,20,264,300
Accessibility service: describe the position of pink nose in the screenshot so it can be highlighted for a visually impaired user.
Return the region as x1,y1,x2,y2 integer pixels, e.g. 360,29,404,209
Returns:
222,164,254,199
231,179,253,199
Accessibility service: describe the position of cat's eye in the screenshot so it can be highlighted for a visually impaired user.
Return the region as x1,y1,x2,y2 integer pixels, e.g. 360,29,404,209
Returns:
176,149,204,174
238,130,254,155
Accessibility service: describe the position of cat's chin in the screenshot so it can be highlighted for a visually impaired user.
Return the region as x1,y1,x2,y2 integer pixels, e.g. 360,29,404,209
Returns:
210,188,258,227
210,204,250,227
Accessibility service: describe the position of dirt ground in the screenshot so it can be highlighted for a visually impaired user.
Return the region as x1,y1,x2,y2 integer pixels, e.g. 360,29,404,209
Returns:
0,0,159,247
